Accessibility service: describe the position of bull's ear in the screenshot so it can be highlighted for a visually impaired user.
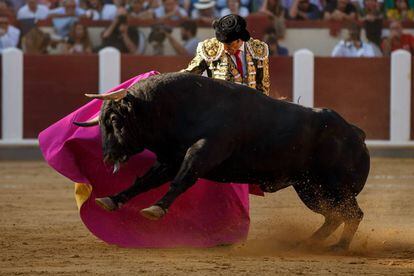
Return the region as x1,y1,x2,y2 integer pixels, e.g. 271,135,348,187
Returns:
85,89,127,101
73,115,100,127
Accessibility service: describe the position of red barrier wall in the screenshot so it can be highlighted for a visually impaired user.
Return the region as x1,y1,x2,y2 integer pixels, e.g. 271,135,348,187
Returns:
121,55,190,80
23,55,98,138
9,55,408,140
314,57,390,140
269,57,293,100
121,55,292,100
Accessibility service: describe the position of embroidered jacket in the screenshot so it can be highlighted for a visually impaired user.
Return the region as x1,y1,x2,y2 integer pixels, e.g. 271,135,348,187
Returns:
182,37,270,95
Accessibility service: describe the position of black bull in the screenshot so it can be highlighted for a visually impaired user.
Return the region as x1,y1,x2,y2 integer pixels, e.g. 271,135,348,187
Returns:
75,72,370,251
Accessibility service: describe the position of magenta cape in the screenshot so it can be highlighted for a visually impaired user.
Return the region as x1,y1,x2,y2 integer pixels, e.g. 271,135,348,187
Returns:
39,71,262,248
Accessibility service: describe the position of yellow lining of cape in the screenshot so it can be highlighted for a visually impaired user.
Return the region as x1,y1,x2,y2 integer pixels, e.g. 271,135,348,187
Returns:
74,182,93,210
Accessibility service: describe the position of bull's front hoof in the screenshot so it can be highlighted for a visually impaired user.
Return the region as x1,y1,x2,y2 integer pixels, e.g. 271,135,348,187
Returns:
95,197,119,212
140,205,166,220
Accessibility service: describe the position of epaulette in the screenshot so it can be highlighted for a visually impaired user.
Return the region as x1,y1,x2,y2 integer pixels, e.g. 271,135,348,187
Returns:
246,38,269,60
197,38,224,62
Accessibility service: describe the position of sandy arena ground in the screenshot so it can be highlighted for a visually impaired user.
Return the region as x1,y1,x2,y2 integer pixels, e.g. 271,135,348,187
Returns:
0,158,413,275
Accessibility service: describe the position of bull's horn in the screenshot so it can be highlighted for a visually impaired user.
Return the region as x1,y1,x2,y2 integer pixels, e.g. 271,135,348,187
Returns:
85,89,127,101
73,115,100,127
113,162,120,174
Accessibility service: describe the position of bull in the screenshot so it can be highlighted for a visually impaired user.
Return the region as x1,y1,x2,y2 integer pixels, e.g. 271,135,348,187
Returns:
75,72,370,251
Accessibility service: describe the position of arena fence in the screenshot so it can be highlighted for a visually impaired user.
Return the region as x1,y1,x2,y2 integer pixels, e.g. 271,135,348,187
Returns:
0,47,413,149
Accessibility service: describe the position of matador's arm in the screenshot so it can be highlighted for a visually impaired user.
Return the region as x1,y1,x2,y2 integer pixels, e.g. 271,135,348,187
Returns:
256,56,270,96
181,53,208,75
247,38,271,96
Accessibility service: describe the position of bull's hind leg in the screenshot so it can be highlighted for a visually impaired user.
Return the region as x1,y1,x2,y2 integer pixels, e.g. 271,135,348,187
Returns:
141,137,232,220
294,184,342,247
329,197,363,251
308,216,342,243
95,162,176,212
294,182,363,251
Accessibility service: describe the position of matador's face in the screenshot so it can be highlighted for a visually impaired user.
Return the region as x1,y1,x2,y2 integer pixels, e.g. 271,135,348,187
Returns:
224,39,243,55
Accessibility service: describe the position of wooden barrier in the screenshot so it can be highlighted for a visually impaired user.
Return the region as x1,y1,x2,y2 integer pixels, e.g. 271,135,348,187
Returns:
23,55,99,138
0,54,408,141
314,57,390,140
121,55,292,100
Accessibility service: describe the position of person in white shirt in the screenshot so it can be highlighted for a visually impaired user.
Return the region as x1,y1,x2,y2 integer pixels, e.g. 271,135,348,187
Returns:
220,0,249,17
191,0,219,23
84,0,117,20
331,23,376,57
153,0,187,20
0,15,20,53
164,19,200,55
17,0,49,20
48,0,85,17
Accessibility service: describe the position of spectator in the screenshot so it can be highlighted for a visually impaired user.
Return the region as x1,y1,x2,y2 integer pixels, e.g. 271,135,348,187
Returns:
0,14,20,52
165,19,199,55
215,0,249,11
259,0,286,38
324,0,357,21
220,0,249,17
48,0,85,16
148,24,167,54
360,0,383,47
0,0,15,16
11,0,26,11
113,0,128,15
191,0,218,23
288,0,321,19
386,0,414,20
145,0,161,10
154,0,187,20
21,26,50,53
17,0,49,20
128,0,154,18
331,23,376,56
84,0,117,20
281,0,323,11
265,34,288,55
64,22,92,53
381,20,414,56
101,14,138,53
260,0,285,17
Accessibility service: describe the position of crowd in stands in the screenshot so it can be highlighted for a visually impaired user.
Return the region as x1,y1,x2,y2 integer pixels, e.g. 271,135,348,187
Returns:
0,0,414,57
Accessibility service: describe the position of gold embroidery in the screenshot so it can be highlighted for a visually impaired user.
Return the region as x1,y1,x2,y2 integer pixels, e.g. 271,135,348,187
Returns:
199,38,223,62
182,37,270,94
246,38,269,60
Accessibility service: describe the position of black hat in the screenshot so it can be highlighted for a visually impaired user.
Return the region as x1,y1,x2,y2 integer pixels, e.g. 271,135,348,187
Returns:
213,14,250,43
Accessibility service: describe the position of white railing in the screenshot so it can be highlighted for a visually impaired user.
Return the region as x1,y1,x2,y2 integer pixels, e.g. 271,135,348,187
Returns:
0,48,413,147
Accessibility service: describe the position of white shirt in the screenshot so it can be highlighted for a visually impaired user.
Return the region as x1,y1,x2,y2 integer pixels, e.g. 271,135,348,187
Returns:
216,0,250,9
17,4,49,20
220,7,249,17
154,6,187,19
48,7,85,16
191,8,219,19
228,42,247,77
85,4,117,20
0,25,20,53
331,40,376,57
